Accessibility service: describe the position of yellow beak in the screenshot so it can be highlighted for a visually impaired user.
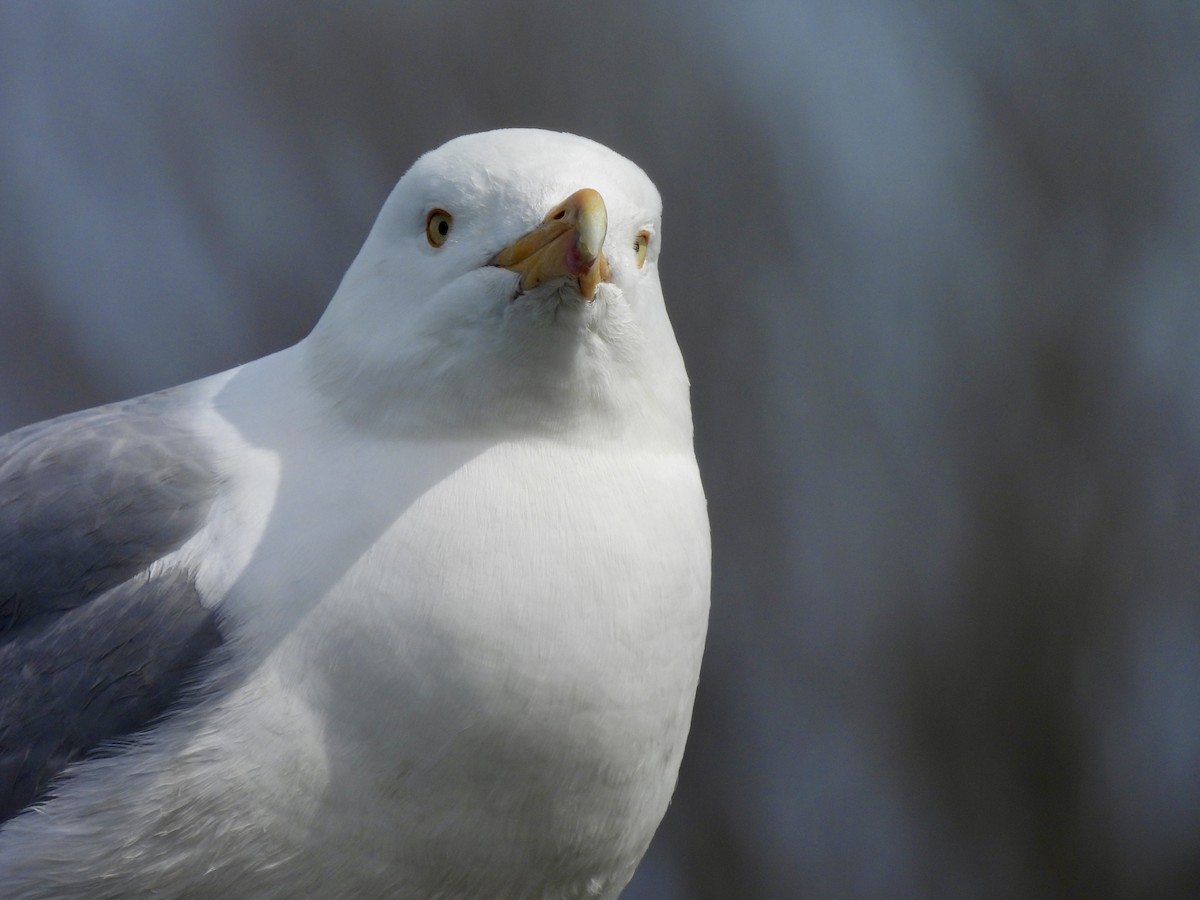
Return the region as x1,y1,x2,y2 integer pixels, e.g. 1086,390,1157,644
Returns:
491,188,613,300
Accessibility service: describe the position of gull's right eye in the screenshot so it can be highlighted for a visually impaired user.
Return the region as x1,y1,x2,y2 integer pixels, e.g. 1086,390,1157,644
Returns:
426,209,453,247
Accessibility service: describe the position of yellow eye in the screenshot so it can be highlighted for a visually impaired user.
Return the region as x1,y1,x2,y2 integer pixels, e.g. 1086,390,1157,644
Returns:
425,209,453,247
634,230,650,268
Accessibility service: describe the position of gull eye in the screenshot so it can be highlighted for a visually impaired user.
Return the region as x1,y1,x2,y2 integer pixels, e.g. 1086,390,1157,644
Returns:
634,231,650,268
425,209,453,247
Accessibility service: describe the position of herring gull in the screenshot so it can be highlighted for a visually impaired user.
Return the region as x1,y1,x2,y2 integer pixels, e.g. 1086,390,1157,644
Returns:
0,129,710,899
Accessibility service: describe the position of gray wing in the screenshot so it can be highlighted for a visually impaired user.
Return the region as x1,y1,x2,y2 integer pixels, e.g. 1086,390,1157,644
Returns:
0,390,225,823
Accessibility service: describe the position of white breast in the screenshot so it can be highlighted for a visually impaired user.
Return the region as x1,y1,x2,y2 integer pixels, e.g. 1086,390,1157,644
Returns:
212,434,710,896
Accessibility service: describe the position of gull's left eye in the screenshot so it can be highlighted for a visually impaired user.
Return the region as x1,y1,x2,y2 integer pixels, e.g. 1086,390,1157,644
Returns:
634,231,650,269
426,209,453,247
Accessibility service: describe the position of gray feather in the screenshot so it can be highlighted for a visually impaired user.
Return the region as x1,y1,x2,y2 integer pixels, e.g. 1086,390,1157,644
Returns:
0,390,219,633
0,389,226,823
0,568,222,822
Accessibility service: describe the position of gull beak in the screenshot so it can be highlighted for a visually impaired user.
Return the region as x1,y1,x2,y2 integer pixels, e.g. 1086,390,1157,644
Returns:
491,188,613,301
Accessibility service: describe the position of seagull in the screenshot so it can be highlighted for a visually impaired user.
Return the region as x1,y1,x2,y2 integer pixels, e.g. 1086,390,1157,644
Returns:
0,129,710,898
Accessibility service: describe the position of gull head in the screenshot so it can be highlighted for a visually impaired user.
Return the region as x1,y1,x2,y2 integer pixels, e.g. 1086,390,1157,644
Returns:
306,129,691,442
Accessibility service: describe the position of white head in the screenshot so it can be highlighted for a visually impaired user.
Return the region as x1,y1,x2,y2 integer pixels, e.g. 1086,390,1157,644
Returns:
305,129,692,445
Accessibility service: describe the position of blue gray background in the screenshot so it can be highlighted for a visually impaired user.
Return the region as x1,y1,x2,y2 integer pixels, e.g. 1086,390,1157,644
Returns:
2,3,1199,897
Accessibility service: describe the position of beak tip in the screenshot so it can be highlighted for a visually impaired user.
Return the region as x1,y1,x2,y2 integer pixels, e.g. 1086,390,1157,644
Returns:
573,190,608,262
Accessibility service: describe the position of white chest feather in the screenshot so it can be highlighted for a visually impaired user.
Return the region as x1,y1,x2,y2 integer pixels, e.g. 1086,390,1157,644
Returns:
211,436,708,896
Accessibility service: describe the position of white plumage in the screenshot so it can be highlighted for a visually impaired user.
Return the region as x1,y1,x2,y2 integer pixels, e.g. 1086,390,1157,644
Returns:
0,129,709,898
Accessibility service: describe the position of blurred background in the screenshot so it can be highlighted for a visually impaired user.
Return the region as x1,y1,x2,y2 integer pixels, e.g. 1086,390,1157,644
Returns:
2,2,1199,897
